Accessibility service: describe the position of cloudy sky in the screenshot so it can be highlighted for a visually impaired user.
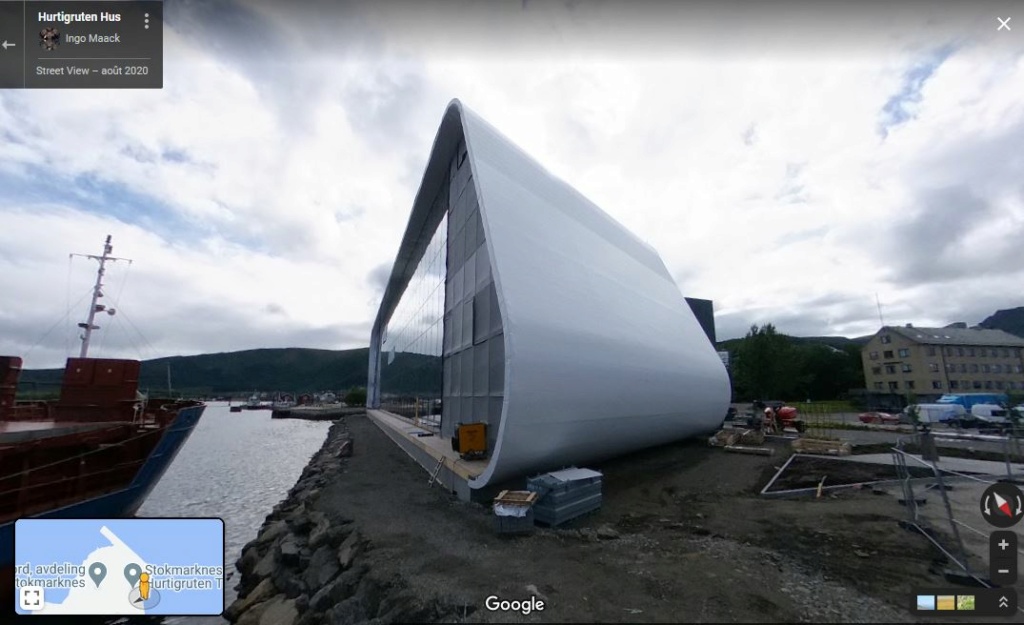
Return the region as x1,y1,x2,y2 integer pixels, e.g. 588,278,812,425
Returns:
1,0,1022,368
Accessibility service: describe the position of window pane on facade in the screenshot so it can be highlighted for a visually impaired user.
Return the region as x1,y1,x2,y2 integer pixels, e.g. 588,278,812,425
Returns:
464,249,477,299
473,290,490,344
475,244,490,291
461,300,474,351
473,341,489,396
466,210,480,254
488,335,505,395
460,349,473,394
379,212,447,419
489,281,502,335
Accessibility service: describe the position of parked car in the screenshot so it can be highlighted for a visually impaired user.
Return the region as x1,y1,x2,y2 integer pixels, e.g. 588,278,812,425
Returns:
858,411,900,425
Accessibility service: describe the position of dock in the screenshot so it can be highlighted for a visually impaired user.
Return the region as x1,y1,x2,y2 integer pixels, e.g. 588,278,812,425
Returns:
270,405,362,421
367,409,488,500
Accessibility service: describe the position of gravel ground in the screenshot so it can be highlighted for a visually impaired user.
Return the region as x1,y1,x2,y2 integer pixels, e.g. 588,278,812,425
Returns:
295,412,984,623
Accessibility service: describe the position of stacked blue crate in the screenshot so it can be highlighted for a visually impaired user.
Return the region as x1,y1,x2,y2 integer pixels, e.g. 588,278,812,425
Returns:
527,467,603,526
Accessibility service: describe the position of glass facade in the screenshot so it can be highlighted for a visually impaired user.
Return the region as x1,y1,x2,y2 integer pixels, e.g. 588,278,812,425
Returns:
377,139,506,452
379,211,448,422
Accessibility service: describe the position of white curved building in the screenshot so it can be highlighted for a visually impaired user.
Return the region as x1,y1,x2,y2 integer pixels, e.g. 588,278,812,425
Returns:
368,100,730,497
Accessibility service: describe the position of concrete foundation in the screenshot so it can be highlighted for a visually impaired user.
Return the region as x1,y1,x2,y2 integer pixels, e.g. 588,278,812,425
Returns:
367,409,499,502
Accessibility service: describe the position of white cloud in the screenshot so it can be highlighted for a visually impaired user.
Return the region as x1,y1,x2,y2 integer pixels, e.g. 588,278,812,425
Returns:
1,0,1022,368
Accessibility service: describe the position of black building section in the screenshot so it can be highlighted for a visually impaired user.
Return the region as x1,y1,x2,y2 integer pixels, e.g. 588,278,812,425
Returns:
685,297,715,345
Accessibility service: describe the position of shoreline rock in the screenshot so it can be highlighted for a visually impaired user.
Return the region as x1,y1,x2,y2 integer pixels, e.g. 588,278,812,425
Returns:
226,419,354,624
225,415,460,625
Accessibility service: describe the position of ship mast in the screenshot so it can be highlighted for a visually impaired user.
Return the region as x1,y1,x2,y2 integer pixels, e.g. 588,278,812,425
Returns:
73,235,132,359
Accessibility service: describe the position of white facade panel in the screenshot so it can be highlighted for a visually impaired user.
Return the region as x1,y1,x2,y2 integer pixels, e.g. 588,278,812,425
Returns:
369,100,731,490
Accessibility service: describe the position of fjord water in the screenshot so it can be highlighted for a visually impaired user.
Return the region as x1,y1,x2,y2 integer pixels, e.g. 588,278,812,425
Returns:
135,402,332,624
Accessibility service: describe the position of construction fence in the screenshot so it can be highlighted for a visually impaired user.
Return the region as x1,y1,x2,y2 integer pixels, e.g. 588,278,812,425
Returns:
892,428,1024,601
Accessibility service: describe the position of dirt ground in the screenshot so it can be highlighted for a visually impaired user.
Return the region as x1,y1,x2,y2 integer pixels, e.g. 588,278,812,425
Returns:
765,455,938,491
312,414,1013,623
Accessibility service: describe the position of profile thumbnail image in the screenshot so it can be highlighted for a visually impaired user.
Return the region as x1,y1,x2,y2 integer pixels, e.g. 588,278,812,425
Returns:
39,27,60,51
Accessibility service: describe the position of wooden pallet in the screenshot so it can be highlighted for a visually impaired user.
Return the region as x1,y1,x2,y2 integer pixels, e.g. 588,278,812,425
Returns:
710,429,741,447
738,430,765,446
494,490,538,506
791,438,852,456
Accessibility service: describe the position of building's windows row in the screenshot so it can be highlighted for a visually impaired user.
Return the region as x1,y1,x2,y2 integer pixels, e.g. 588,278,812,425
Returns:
872,380,1022,391
873,362,1024,377
872,360,1024,375
943,346,1022,359
870,347,1023,361
945,363,1024,374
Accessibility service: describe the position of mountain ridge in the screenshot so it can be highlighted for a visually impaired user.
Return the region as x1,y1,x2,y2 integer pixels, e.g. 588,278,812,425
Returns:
17,307,1022,395
978,307,1024,339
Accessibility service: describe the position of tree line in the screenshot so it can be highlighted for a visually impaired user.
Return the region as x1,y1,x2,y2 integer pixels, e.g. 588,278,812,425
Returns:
727,323,866,401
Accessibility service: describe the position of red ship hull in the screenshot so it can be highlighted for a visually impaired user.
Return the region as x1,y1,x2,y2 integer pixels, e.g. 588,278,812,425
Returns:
1,356,206,610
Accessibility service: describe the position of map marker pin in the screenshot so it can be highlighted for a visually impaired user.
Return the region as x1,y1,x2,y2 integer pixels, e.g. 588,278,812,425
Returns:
89,562,107,587
124,563,142,588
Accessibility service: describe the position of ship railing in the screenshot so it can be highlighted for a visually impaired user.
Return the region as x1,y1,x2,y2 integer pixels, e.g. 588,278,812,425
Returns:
12,381,62,402
1,402,53,421
132,397,149,424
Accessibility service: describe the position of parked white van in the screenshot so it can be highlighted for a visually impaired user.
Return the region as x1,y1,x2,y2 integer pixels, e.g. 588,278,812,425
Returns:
969,403,1010,431
905,403,966,424
971,404,1009,420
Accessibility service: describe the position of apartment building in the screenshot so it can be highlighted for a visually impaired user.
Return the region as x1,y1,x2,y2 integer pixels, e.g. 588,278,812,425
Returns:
861,324,1024,397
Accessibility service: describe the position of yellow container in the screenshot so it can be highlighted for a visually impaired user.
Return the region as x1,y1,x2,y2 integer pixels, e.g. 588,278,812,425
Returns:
457,422,487,455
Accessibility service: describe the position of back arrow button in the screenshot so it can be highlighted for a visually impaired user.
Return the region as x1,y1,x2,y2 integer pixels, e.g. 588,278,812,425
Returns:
1,41,16,50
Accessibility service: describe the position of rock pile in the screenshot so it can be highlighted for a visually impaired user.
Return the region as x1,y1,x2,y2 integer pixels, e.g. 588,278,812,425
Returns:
225,418,467,625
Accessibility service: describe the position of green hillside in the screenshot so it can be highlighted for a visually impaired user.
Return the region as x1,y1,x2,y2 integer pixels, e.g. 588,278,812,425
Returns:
19,348,372,396
17,305,1017,400
19,347,447,397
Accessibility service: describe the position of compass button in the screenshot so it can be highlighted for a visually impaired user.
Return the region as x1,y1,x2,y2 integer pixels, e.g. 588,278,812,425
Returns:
981,483,1024,529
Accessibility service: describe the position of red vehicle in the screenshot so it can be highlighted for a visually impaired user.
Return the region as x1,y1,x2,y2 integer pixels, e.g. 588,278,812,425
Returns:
748,401,806,432
858,411,900,425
